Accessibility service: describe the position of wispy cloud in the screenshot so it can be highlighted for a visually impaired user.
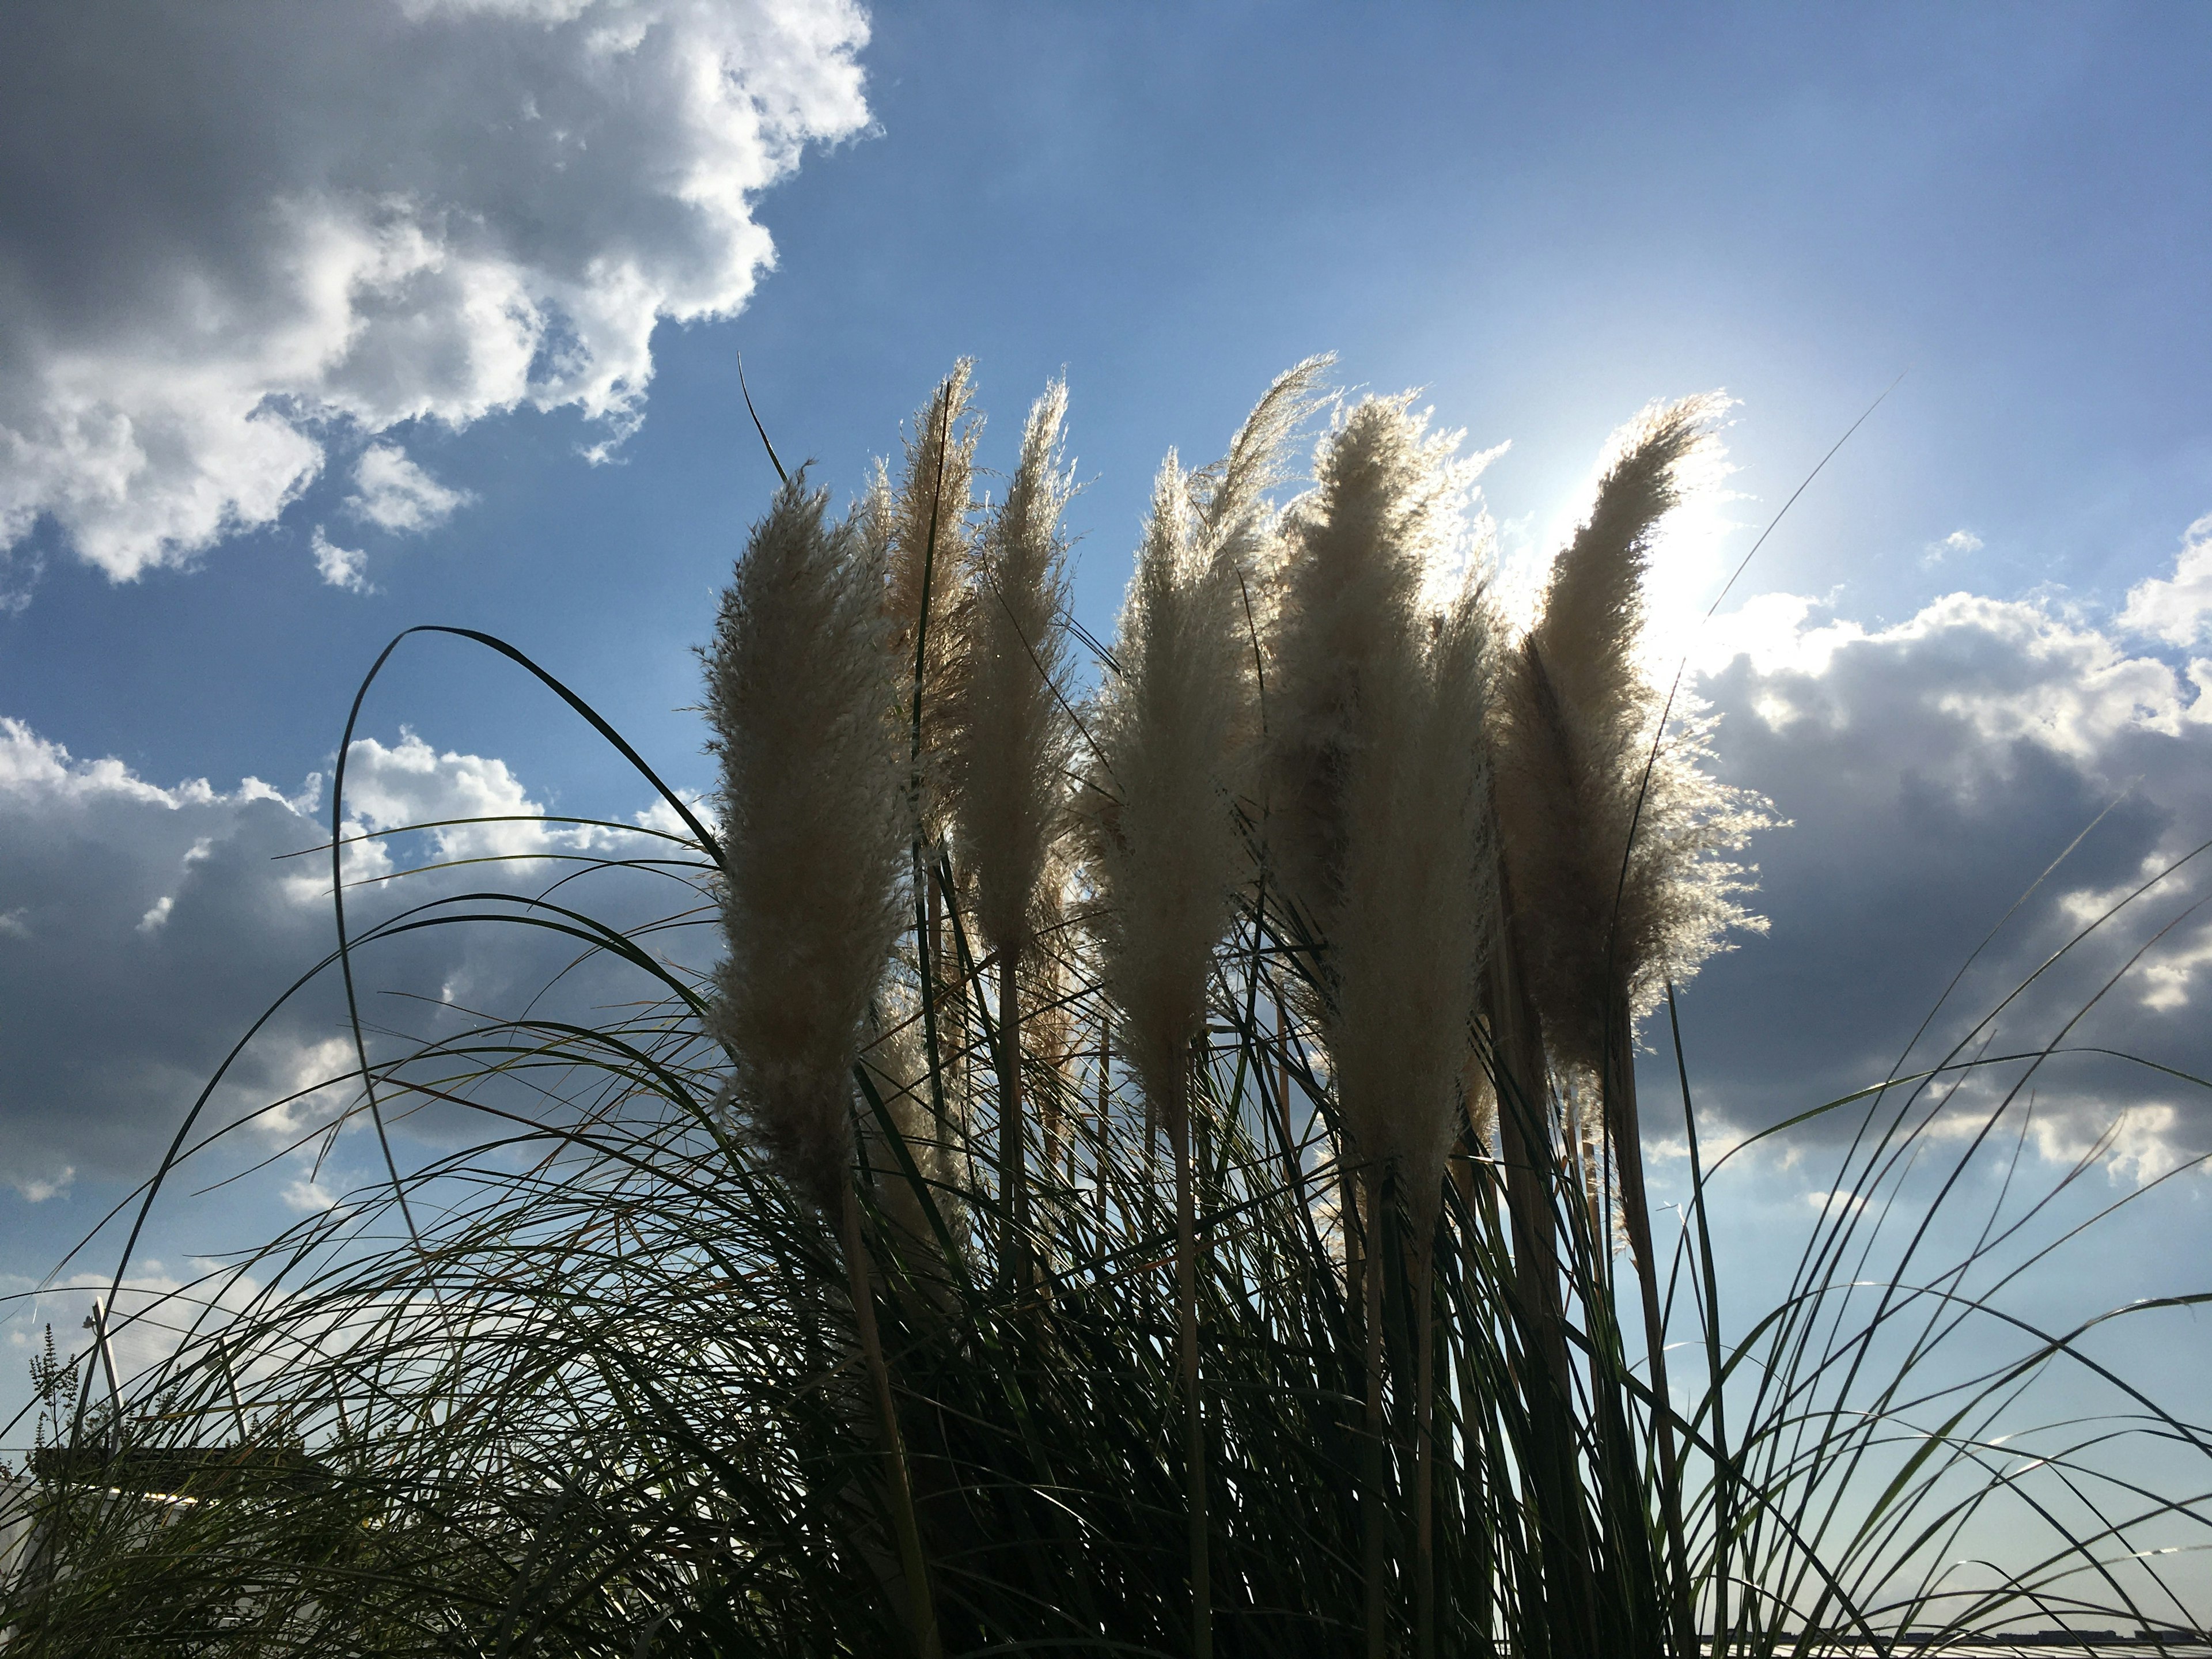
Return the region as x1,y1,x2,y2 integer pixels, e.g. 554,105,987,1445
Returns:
1923,527,1983,566
5,1165,73,1203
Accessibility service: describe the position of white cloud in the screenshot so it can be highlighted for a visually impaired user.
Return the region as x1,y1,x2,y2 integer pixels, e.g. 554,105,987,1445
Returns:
280,1162,351,1216
310,526,373,594
1923,527,1984,565
1704,588,2197,758
345,445,472,535
2139,921,2212,1014
6,1166,73,1204
1,1264,272,1427
339,728,562,861
0,1,870,584
2120,513,2212,647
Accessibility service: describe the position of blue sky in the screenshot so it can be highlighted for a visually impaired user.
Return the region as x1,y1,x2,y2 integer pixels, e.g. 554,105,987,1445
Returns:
3,1,2210,1525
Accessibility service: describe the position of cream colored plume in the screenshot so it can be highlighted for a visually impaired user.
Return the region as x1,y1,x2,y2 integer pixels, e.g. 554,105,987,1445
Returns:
1023,857,1086,1073
952,378,1075,960
706,475,910,1213
886,362,983,836
1319,575,1499,1231
1078,451,1248,1132
1263,395,1498,1224
1262,394,1475,947
1080,360,1324,1131
859,998,965,1258
1190,354,1334,589
1495,395,1772,1074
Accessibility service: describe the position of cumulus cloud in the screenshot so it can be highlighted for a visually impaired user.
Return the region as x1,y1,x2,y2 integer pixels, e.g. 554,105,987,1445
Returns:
0,0,871,584
346,445,472,535
1672,536,2212,1184
0,715,701,1204
2120,512,2212,647
310,526,373,594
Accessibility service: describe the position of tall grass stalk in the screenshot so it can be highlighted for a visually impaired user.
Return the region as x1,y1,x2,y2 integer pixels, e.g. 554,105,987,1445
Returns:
953,380,1075,1291
702,474,940,1658
1078,356,1322,1657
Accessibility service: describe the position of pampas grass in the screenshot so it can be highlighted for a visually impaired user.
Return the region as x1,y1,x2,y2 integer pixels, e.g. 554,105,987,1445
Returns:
1077,360,1324,1657
13,360,2209,1659
1263,393,1499,1659
706,475,908,1214
888,363,983,842
1496,395,1777,1648
704,474,939,1657
1497,395,1769,1074
951,378,1076,1288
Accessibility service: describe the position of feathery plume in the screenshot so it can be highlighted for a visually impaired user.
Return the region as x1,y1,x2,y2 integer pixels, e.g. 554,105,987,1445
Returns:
1495,394,1771,1073
1263,395,1473,942
1494,395,1771,1651
1023,858,1088,1175
860,995,966,1266
1321,575,1498,1233
887,362,983,838
1263,396,1495,1205
1080,450,1247,1128
1190,354,1335,590
1457,1044,1498,1157
707,475,910,1214
710,474,942,1659
1078,366,1324,1659
952,377,1076,1284
954,378,1076,959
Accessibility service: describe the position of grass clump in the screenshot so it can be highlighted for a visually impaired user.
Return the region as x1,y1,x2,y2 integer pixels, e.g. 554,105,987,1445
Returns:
3,360,2209,1659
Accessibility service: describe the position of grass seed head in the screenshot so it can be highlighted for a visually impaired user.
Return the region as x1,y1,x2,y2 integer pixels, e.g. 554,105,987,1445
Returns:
887,361,983,840
1497,395,1773,1075
953,377,1076,960
707,474,909,1213
1080,449,1255,1136
1264,395,1498,1227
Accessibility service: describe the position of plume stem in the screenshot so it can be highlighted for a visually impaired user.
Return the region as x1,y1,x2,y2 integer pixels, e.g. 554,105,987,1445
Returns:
1413,1229,1437,1659
1604,993,1696,1653
1487,902,1599,1649
1450,1149,1496,1626
1095,1024,1110,1230
1363,1168,1389,1659
840,1179,941,1659
997,952,1027,1291
909,385,957,1162
1171,1099,1211,1659
1344,1157,1364,1314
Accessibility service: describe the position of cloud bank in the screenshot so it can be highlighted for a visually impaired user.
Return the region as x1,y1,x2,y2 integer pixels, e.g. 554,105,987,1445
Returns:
0,718,704,1203
1675,527,2212,1181
0,0,871,585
